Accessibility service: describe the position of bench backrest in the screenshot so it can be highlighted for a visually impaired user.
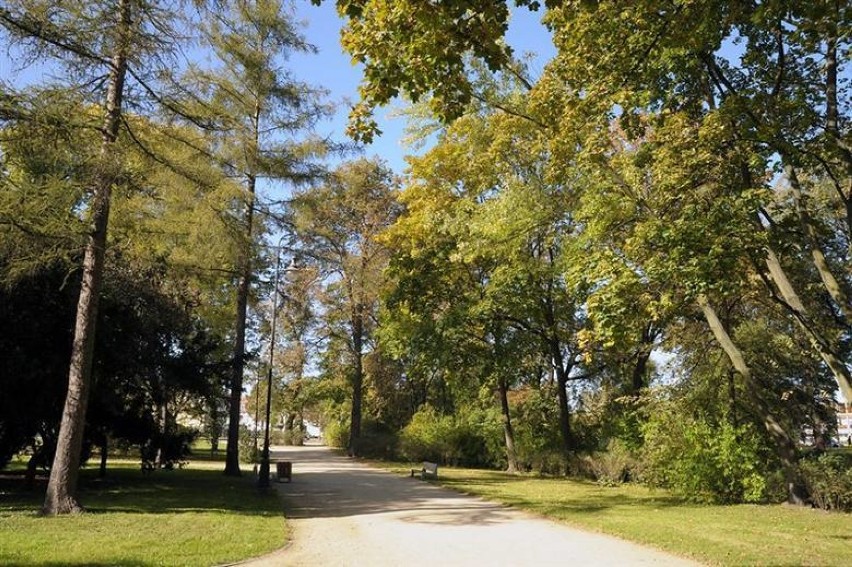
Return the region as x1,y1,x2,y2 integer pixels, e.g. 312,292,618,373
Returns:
422,461,438,474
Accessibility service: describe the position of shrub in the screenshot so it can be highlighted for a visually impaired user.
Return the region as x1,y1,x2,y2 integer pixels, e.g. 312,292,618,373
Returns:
141,425,197,469
585,439,641,486
238,425,259,464
282,428,304,446
269,428,290,446
641,403,768,503
511,386,566,474
398,405,502,467
799,452,852,512
323,419,349,449
398,405,451,463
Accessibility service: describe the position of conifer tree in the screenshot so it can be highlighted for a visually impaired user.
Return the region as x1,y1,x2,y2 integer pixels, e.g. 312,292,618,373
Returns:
0,0,195,514
187,0,330,475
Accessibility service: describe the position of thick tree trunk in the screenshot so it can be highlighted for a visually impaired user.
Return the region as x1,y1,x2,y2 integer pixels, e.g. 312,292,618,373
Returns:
498,377,519,474
550,342,572,462
697,295,808,505
42,0,130,516
348,310,364,456
225,174,256,476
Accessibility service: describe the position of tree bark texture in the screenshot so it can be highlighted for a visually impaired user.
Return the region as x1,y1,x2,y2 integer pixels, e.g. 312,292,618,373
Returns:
42,0,131,516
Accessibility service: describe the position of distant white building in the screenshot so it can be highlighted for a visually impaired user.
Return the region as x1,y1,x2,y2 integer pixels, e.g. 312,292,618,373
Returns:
836,402,852,446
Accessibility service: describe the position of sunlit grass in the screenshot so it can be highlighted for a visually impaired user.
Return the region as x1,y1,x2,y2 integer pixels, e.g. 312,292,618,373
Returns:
378,461,852,566
0,459,286,566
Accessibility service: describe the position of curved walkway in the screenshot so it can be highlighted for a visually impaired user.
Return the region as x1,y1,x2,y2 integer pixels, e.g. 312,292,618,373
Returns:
239,445,699,566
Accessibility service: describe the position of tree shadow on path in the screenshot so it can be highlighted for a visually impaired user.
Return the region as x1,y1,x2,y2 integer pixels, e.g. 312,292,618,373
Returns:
271,446,517,526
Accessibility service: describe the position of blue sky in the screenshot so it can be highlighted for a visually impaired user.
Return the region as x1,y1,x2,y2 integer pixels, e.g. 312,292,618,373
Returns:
0,1,554,176
290,1,555,174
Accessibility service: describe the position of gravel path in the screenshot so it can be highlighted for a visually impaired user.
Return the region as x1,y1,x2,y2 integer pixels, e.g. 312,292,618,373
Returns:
237,445,699,567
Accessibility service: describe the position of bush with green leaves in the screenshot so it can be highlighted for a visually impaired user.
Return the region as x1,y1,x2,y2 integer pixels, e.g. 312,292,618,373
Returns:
641,400,769,503
585,439,642,486
323,419,349,449
398,404,502,467
799,452,852,512
352,420,399,459
140,425,197,470
238,425,259,464
511,386,566,474
398,405,454,463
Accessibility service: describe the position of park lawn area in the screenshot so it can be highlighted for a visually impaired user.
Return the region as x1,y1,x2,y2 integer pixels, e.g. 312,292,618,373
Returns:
0,458,286,566
381,462,851,566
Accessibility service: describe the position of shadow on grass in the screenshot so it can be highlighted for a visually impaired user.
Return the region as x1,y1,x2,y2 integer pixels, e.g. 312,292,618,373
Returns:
1,466,281,518
436,474,686,516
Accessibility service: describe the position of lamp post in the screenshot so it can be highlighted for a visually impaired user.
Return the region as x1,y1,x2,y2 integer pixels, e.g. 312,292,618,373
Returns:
252,373,261,466
258,246,284,489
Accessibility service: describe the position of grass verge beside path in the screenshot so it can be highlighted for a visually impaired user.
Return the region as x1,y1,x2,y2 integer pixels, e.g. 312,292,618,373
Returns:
0,459,286,566
377,462,851,566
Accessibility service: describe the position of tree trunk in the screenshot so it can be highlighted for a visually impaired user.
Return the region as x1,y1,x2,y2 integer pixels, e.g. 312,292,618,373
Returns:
782,163,852,325
42,0,130,516
25,451,39,490
550,341,573,462
697,294,808,505
540,280,572,466
498,377,519,473
99,435,108,478
154,397,168,469
630,325,655,395
727,369,739,429
824,21,852,247
348,309,364,456
763,247,852,402
225,173,256,476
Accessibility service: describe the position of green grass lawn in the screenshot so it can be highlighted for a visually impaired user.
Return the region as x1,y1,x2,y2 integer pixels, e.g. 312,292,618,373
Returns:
381,462,851,566
0,458,286,566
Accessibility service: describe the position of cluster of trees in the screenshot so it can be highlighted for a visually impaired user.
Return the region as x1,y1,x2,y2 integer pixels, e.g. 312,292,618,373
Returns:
301,0,850,507
2,0,849,517
0,0,330,514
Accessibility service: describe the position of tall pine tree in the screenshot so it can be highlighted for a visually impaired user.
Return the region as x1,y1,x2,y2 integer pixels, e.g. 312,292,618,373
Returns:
0,0,199,515
187,0,330,475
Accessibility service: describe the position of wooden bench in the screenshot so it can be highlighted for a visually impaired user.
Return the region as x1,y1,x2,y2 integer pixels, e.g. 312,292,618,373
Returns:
411,461,438,480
